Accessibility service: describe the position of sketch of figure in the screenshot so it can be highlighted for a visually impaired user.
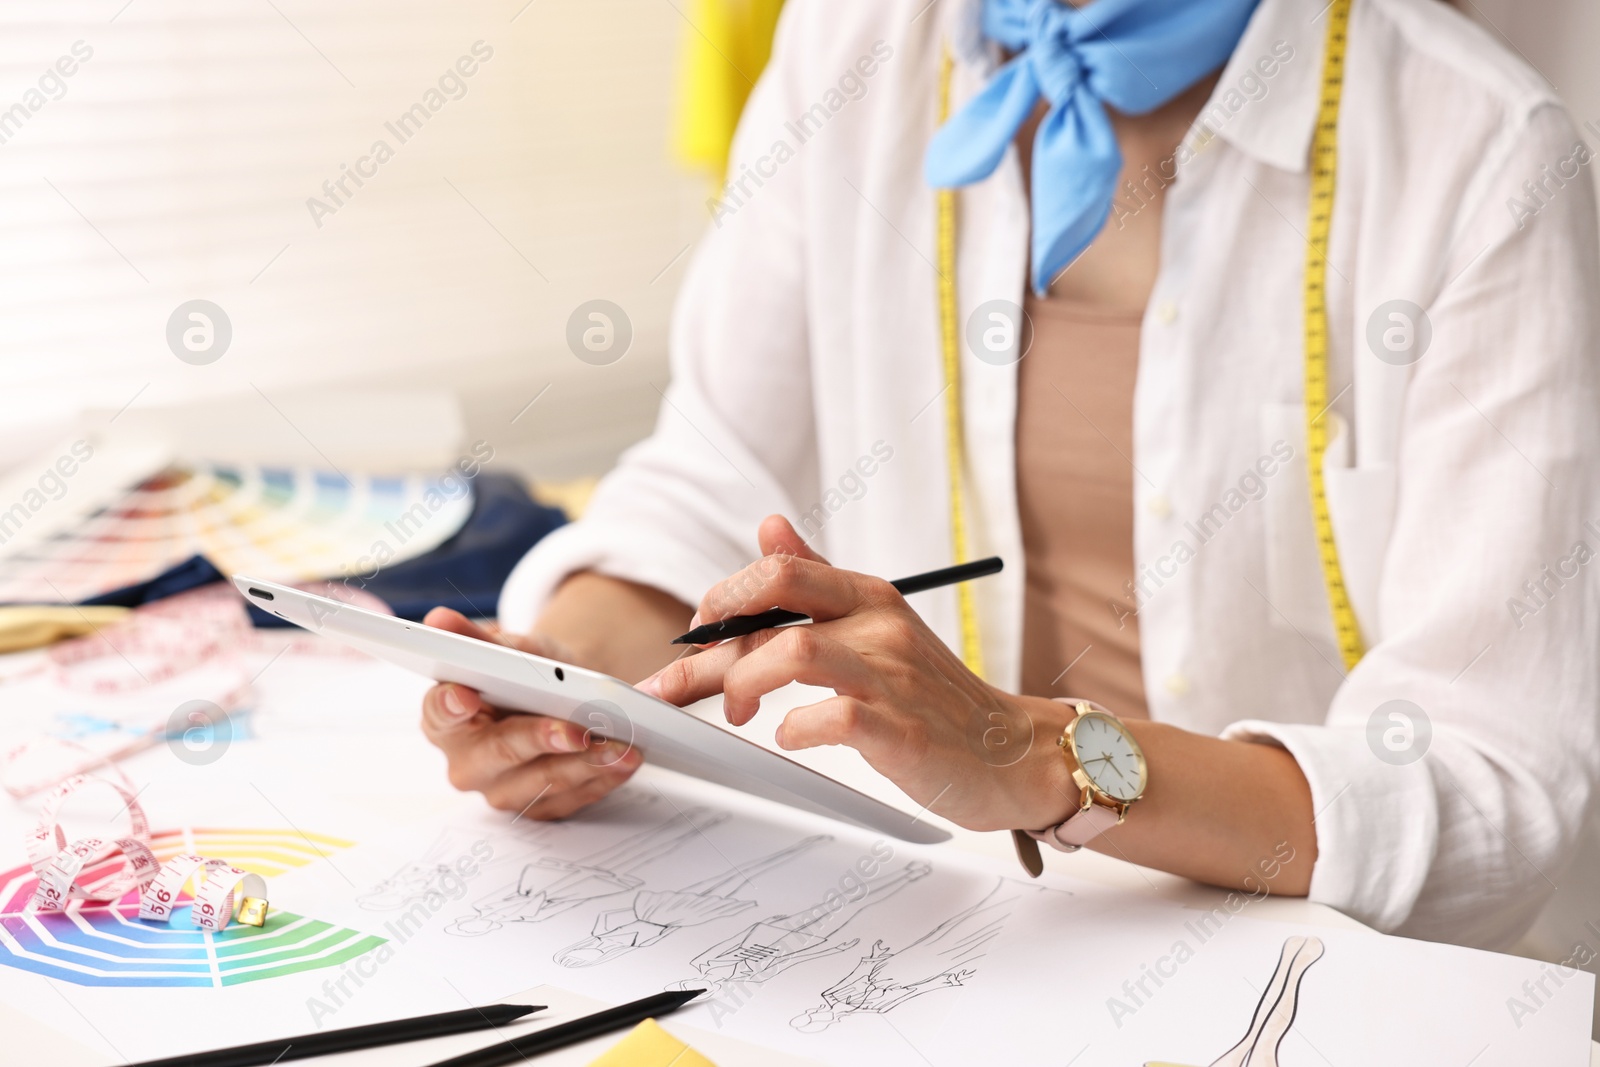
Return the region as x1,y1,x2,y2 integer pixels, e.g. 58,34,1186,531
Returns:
666,860,933,998
553,834,833,968
1145,936,1325,1067
358,832,457,912
446,807,727,936
360,828,553,913
790,878,1025,1032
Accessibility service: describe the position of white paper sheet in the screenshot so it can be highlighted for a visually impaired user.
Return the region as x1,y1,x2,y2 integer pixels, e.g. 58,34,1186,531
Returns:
235,774,1600,1065
0,728,1590,1064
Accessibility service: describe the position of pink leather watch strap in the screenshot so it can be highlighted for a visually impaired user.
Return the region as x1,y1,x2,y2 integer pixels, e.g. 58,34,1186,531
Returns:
1012,697,1136,870
1027,800,1121,853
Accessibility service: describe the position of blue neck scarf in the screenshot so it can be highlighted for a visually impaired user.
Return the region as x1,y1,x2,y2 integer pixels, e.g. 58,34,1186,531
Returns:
925,0,1260,293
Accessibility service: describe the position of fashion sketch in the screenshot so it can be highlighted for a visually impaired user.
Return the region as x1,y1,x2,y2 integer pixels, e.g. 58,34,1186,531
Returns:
667,859,934,998
358,827,554,913
359,832,468,912
790,878,1026,1032
359,791,654,914
446,807,728,936
1145,936,1325,1067
552,834,833,968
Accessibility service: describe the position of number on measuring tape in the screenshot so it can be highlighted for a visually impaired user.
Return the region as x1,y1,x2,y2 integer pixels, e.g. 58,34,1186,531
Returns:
26,775,158,910
136,854,270,930
1301,0,1365,670
22,774,268,930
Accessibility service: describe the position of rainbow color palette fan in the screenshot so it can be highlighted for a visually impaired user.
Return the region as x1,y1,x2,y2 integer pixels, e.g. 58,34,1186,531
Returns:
0,464,473,604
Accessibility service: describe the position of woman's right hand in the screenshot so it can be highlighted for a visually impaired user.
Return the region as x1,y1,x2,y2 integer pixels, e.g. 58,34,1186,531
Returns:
419,607,643,819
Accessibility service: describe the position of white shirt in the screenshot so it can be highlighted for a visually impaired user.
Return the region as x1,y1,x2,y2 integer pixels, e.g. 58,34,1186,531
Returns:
503,0,1600,954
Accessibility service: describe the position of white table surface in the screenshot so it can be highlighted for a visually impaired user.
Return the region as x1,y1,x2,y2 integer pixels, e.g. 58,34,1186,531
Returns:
1,633,1594,1065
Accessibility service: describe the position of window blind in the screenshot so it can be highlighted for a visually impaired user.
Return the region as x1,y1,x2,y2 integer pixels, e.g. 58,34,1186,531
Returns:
0,0,703,473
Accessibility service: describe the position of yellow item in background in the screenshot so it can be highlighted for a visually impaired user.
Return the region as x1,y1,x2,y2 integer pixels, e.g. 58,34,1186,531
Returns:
673,0,786,180
587,1018,717,1067
0,605,131,654
530,476,599,521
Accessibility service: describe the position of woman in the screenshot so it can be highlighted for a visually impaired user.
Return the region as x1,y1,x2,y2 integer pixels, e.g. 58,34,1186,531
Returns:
420,0,1600,957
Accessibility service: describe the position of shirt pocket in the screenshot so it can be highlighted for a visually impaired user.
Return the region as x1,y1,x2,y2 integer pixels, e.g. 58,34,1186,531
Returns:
1259,403,1394,646
1325,459,1395,648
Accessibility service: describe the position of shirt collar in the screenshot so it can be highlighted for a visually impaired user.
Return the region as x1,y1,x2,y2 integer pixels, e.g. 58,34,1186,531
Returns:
940,0,1323,174
1206,0,1323,173
938,0,989,66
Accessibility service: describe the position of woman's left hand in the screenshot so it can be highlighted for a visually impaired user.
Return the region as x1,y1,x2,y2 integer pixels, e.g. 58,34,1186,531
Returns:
638,516,1075,833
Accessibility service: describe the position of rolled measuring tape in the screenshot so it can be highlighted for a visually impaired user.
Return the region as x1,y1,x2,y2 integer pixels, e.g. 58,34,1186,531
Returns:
24,773,268,929
26,773,157,909
139,854,269,931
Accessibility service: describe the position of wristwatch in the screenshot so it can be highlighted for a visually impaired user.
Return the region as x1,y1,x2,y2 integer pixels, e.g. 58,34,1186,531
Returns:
1011,699,1148,875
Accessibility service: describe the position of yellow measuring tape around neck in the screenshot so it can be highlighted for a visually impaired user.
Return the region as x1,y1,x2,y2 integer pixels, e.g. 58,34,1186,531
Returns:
936,48,986,679
934,0,1363,679
1304,0,1364,671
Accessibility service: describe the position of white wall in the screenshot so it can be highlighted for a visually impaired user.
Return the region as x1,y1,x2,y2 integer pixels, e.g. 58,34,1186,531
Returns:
1467,0,1600,135
0,0,706,478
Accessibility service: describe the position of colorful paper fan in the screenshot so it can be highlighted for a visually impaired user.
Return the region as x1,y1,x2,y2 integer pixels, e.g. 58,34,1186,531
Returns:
0,464,473,603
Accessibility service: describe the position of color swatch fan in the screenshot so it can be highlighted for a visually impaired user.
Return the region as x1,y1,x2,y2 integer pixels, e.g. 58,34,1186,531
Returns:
0,464,473,603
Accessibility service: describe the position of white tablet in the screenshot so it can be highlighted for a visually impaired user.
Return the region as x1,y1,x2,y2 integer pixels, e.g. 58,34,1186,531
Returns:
232,575,950,845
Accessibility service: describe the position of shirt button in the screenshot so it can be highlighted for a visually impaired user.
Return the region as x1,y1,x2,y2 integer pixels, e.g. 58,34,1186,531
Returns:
1155,301,1179,325
1146,494,1173,519
1163,673,1190,697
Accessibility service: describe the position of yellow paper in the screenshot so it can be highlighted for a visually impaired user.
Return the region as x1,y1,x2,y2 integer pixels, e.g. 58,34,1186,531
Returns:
586,1018,716,1067
0,605,130,654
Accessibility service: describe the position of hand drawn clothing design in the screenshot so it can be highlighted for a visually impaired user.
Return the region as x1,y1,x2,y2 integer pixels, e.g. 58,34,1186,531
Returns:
668,860,932,996
791,878,1024,1032
1144,935,1325,1067
447,808,727,936
554,834,832,967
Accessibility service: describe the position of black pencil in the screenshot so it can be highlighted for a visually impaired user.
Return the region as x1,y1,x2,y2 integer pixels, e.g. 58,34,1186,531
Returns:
671,556,1004,645
125,1003,543,1067
423,988,706,1067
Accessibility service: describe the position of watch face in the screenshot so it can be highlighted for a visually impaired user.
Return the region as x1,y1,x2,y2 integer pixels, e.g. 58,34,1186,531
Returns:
1071,712,1146,802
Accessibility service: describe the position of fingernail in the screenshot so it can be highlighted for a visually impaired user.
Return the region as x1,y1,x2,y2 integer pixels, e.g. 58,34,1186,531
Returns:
551,728,581,753
636,671,663,697
615,748,643,770
444,688,470,719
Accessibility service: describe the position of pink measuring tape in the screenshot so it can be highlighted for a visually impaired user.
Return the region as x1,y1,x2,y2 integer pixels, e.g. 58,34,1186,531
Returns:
4,581,382,799
42,581,381,696
138,853,269,931
25,773,156,909
46,586,248,695
25,773,269,930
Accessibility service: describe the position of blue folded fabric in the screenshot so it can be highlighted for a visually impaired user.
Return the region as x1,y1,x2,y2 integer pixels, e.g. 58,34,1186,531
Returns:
80,554,230,609
348,473,567,623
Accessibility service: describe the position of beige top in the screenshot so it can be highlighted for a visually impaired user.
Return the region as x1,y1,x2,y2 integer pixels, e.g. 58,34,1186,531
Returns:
1015,295,1148,717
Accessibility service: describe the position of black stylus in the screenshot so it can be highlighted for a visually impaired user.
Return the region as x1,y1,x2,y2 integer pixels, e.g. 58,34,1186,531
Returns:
671,556,1004,645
